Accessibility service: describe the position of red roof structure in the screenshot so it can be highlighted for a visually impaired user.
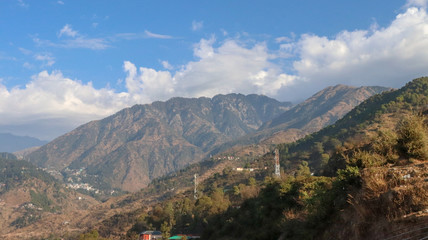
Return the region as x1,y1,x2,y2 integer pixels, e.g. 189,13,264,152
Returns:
139,231,162,240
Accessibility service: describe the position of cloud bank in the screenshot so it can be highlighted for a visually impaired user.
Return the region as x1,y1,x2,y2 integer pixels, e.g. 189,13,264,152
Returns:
122,6,428,100
4,4,428,139
280,6,428,98
122,37,295,102
0,71,133,139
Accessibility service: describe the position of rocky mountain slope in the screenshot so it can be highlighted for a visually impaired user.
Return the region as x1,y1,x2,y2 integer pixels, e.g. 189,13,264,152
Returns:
25,85,388,193
261,85,388,132
210,85,389,156
26,94,291,192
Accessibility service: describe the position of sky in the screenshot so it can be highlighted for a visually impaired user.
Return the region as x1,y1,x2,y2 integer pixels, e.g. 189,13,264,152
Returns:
0,0,427,140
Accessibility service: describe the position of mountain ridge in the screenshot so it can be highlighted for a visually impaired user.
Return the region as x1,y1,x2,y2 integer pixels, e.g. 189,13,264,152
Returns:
26,85,388,193
27,93,291,192
208,85,389,157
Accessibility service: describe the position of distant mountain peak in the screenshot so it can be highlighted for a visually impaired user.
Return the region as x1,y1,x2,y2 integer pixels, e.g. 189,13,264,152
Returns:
261,85,390,131
0,133,47,153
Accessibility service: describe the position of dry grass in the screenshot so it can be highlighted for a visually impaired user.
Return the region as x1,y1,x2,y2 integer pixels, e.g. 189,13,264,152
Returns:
323,162,428,240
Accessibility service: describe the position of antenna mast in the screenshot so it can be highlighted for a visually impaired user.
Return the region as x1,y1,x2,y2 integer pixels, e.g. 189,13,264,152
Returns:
274,149,281,178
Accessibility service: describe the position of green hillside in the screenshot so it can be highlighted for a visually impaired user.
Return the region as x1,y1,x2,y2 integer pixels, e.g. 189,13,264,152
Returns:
0,157,100,238
278,77,428,172
0,157,56,194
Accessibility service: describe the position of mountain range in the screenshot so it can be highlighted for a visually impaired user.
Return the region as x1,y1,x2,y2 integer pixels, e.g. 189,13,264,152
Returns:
96,77,428,240
26,94,291,191
2,78,427,239
25,85,387,192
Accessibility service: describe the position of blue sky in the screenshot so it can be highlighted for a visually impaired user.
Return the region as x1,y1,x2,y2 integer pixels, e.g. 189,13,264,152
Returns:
0,0,426,140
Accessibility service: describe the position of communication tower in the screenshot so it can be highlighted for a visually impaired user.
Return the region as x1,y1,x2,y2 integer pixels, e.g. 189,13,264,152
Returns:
274,148,281,178
194,173,198,199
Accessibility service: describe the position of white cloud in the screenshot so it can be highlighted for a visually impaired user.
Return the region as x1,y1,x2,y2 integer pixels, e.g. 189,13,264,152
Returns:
34,53,55,67
161,60,173,70
19,47,32,55
23,62,34,69
123,61,175,102
173,38,295,97
192,20,203,31
0,71,133,139
34,25,109,50
115,31,174,40
281,5,428,99
122,37,295,101
193,37,215,58
405,0,427,8
61,37,109,50
58,24,78,38
144,30,173,39
0,52,16,61
221,29,228,36
118,4,428,102
57,0,64,5
34,36,109,50
17,0,29,8
36,26,174,51
275,36,292,43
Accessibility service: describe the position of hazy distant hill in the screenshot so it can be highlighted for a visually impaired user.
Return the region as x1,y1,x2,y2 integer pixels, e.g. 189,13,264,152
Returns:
0,133,47,153
26,94,291,192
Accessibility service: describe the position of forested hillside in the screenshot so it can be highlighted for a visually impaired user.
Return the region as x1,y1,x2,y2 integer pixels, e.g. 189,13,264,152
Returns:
0,157,99,239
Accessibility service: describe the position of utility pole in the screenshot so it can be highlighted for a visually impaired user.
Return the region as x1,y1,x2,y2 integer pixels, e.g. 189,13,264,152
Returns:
194,173,198,199
274,149,281,178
